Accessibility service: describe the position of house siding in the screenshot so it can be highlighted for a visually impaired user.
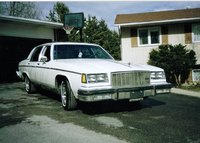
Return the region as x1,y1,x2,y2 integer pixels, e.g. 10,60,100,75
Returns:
187,43,200,65
121,22,200,65
121,27,156,64
121,27,133,63
168,24,185,45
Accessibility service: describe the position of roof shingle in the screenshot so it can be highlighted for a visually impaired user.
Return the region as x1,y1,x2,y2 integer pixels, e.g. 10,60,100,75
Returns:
115,8,200,25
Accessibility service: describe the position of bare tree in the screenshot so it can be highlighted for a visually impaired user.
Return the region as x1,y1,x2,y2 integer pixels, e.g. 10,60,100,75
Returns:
0,2,41,19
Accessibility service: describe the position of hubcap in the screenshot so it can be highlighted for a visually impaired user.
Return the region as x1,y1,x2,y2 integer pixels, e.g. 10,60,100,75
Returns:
61,81,67,107
25,77,30,92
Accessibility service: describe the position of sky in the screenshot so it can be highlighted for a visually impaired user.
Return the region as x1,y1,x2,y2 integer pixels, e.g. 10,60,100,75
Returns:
37,1,200,30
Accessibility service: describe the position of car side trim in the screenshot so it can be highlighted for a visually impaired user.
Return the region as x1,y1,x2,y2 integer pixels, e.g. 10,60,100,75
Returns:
19,65,82,75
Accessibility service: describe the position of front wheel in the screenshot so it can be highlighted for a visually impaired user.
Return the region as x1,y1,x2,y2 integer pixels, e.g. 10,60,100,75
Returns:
60,80,77,110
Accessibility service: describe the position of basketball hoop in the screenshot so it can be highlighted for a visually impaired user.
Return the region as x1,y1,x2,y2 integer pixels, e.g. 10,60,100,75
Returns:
63,26,74,35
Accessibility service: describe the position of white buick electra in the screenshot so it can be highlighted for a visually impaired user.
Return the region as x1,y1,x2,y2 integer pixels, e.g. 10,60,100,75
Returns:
17,42,171,110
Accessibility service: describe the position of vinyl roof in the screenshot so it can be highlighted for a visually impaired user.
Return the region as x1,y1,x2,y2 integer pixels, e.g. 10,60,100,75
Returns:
115,8,200,26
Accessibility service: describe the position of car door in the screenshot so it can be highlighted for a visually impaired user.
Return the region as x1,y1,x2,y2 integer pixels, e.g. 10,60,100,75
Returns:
28,46,43,83
35,45,52,87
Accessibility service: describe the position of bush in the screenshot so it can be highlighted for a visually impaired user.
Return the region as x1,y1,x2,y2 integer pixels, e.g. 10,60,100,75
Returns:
148,44,196,86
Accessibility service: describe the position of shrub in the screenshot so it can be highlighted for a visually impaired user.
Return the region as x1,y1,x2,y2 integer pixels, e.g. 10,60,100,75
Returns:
148,44,196,86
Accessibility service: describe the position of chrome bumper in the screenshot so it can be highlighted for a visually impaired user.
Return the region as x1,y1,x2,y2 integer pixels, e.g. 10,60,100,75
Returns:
78,83,172,102
16,71,23,79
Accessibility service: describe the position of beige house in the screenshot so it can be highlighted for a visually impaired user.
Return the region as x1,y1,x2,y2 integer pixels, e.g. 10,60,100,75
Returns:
115,8,200,69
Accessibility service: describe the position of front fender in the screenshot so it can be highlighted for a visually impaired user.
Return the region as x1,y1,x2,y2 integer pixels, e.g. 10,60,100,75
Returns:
16,70,30,81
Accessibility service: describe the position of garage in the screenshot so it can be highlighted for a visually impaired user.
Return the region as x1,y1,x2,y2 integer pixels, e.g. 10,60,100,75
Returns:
0,15,64,83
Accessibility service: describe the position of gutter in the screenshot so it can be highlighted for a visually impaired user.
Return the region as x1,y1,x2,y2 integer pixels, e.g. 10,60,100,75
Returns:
115,17,200,28
0,14,63,28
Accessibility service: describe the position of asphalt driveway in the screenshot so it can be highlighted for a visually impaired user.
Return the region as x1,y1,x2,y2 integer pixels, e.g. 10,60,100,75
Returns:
0,82,200,143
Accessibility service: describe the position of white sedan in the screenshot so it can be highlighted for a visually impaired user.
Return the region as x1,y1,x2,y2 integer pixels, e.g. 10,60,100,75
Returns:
17,42,171,110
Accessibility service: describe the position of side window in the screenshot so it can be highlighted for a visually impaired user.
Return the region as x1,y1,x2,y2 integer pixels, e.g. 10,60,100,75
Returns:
30,46,43,62
139,29,148,45
43,46,51,62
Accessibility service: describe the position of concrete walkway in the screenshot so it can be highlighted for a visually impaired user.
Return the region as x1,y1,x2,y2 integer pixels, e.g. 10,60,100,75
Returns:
171,88,200,98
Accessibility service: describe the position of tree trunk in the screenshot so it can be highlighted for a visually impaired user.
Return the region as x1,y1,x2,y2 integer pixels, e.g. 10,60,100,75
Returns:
174,74,181,87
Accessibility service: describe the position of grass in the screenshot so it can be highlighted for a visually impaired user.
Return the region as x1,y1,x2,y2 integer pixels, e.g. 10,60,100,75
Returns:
180,86,200,92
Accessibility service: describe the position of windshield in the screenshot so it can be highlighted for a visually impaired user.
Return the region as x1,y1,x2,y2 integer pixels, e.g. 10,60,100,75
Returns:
53,44,113,60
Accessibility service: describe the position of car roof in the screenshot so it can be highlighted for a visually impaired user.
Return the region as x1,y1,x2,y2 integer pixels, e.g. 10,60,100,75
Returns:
32,42,100,50
43,42,99,47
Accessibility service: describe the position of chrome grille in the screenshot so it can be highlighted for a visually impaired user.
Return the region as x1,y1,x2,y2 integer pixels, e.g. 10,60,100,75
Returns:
111,71,150,87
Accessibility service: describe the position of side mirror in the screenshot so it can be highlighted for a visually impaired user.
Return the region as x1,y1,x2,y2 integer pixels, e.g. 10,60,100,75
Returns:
40,56,48,63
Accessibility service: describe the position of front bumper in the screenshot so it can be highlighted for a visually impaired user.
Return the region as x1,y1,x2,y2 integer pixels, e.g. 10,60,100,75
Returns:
78,83,172,102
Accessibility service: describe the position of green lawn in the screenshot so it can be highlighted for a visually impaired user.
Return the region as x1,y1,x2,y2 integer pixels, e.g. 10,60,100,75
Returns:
180,86,200,92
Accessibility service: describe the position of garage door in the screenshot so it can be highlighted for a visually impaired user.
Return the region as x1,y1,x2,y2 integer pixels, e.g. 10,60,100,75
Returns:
0,36,52,83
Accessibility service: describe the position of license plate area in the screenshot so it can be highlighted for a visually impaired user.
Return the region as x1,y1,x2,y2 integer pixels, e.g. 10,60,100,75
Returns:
130,90,143,99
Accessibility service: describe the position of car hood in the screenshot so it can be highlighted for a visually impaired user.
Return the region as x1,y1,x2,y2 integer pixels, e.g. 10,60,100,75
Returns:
53,59,149,74
130,64,164,72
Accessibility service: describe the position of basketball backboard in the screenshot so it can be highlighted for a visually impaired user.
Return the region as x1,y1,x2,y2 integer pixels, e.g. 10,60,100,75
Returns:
64,12,84,29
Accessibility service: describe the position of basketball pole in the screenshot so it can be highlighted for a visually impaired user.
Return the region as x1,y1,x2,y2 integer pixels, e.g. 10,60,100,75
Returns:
80,28,83,42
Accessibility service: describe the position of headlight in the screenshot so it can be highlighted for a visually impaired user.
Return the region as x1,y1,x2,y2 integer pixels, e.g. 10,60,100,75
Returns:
151,71,165,79
81,73,108,83
87,74,97,83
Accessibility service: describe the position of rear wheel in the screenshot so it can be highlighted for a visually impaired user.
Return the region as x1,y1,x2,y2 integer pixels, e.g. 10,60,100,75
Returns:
60,80,77,110
24,75,35,93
